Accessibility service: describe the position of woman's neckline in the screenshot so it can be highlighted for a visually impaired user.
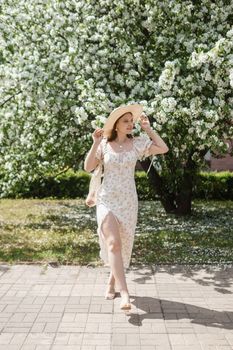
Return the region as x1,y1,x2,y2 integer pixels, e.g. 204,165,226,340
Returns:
107,138,135,154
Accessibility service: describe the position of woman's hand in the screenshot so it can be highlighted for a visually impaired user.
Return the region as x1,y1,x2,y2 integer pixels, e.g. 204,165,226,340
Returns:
92,127,103,144
139,112,151,131
85,192,96,207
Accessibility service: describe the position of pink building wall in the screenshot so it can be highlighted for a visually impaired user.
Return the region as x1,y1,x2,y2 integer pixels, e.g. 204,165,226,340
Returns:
210,140,233,172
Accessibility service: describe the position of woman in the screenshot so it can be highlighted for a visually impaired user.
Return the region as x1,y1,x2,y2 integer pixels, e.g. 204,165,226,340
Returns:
84,104,169,310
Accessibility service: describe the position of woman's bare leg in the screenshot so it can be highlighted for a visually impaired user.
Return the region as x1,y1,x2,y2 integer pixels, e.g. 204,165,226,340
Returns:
101,212,128,291
105,271,115,299
107,271,115,287
101,212,130,307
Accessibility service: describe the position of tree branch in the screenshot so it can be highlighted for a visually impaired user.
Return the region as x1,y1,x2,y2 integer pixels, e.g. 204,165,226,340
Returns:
0,90,22,108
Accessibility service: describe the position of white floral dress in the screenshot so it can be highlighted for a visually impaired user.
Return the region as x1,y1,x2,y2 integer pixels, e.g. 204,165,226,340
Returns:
95,134,153,268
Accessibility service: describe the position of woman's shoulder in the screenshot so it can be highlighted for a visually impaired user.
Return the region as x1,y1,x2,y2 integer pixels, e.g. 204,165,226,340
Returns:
132,134,148,144
102,137,108,142
99,137,108,146
100,137,108,152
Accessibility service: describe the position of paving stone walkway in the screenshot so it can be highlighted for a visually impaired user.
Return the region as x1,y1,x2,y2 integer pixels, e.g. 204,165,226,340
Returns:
0,264,233,350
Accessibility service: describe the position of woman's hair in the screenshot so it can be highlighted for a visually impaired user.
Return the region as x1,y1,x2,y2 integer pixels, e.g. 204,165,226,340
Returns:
107,112,133,142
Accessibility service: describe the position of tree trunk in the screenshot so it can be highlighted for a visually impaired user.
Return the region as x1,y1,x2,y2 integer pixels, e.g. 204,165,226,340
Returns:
140,158,177,213
174,154,199,215
140,155,198,216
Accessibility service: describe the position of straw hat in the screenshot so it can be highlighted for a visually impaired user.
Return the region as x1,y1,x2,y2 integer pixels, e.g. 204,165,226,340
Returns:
103,104,143,137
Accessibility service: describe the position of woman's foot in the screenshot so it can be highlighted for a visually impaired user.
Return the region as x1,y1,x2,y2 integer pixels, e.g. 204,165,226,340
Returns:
120,291,131,310
105,284,116,300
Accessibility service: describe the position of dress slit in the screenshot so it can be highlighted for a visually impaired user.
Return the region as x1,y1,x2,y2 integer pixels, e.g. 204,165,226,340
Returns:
97,203,121,267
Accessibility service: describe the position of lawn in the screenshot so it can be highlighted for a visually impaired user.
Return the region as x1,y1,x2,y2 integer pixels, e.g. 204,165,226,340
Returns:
0,198,232,266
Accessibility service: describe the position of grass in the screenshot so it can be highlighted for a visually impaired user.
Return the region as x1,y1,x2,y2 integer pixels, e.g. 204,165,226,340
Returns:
0,198,232,266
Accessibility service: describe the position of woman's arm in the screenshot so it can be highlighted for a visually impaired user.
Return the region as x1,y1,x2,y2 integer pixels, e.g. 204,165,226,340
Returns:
84,142,101,173
139,113,169,155
145,127,169,155
84,128,103,173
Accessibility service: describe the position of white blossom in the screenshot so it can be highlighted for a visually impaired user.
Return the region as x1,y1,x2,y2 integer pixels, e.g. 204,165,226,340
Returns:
160,97,177,112
229,68,233,88
0,0,232,197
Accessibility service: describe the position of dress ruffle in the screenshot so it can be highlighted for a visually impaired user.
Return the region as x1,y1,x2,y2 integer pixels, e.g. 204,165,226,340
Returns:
133,133,153,160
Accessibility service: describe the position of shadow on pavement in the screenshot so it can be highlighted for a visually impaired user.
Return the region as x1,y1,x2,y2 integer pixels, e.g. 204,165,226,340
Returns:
127,296,233,329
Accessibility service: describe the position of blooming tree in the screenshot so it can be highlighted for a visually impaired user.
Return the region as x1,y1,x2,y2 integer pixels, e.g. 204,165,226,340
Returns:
0,0,232,214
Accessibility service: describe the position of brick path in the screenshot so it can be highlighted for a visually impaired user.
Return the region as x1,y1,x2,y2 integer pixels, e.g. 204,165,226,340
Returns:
0,264,233,350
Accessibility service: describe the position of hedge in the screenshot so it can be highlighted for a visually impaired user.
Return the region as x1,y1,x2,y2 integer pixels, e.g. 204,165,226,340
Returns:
3,170,233,200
